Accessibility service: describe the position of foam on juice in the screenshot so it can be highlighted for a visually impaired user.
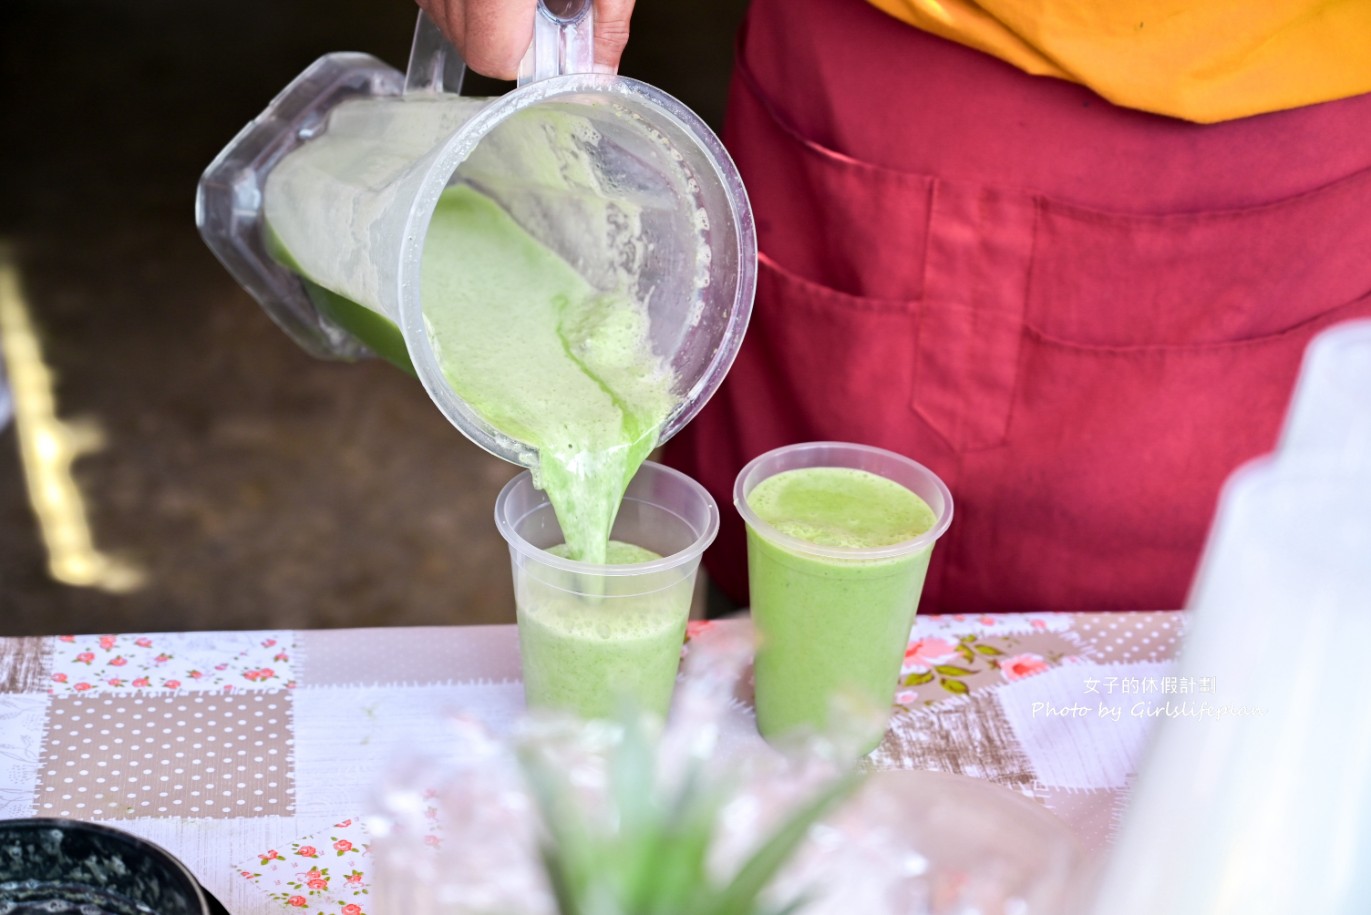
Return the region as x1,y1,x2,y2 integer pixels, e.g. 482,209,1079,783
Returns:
747,467,936,550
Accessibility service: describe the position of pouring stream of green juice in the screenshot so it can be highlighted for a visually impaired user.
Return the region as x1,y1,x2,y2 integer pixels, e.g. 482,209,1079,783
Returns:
271,182,673,565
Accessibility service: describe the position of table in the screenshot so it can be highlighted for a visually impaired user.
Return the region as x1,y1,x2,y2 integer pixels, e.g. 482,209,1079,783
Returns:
0,611,1188,913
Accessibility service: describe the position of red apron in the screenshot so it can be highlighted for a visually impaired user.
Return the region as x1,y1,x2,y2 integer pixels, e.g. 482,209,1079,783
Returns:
666,0,1371,614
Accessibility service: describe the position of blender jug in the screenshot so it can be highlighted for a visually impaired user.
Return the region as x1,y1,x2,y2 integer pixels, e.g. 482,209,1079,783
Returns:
195,1,756,468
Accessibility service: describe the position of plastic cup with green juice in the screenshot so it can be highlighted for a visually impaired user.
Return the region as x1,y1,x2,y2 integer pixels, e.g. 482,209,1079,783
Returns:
735,442,953,755
496,461,719,721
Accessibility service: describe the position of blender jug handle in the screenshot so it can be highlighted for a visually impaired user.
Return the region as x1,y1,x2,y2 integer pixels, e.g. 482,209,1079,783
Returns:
405,10,466,95
518,0,596,86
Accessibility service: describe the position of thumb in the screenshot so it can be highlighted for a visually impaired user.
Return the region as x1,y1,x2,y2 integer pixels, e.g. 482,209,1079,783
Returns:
592,0,635,74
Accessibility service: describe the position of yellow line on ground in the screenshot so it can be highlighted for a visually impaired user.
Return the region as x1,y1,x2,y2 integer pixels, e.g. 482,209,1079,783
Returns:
0,245,144,593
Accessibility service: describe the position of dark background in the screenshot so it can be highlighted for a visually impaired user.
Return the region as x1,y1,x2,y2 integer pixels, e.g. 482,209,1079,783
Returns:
0,0,749,635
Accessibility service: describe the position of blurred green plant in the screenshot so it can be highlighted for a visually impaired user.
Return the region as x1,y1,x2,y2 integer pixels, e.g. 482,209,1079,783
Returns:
518,711,862,915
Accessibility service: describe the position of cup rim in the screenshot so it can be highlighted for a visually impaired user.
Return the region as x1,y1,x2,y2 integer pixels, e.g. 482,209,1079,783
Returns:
493,460,720,577
733,441,954,561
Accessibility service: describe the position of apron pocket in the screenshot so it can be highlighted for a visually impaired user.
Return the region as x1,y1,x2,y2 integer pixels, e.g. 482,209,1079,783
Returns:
747,253,926,450
1025,166,1371,350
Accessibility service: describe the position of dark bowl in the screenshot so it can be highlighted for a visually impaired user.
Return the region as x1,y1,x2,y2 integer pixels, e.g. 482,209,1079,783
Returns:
0,818,220,914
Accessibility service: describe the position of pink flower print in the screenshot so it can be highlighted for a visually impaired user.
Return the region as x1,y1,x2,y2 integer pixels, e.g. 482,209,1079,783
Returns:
240,870,254,878
74,682,92,691
214,663,228,671
307,876,328,891
1000,653,1050,682
286,896,306,907
52,673,68,684
163,679,181,689
108,656,127,667
132,677,150,688
423,835,441,848
189,670,203,679
342,904,363,915
107,678,123,687
59,635,75,643
262,638,277,648
75,652,95,665
99,635,116,651
259,850,283,864
685,620,714,640
154,653,171,664
895,689,918,705
135,637,153,648
1030,618,1048,630
904,637,957,669
334,819,352,828
979,615,996,626
297,846,318,858
333,839,353,854
274,651,289,662
344,871,364,885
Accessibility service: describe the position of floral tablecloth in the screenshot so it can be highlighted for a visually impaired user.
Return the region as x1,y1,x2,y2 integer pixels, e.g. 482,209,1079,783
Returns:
0,612,1191,914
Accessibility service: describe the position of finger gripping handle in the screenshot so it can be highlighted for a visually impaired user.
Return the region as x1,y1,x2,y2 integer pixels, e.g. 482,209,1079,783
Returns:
519,0,596,86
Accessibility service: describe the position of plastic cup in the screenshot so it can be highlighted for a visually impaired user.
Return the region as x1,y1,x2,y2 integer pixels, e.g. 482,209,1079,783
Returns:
1083,458,1371,913
734,442,953,755
495,461,719,720
1277,318,1371,472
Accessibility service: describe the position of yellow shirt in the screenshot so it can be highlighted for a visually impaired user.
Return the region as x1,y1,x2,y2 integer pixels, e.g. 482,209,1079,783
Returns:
866,0,1371,122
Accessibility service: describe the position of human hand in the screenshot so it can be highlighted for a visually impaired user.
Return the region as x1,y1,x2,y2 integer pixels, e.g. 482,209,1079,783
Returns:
415,0,636,80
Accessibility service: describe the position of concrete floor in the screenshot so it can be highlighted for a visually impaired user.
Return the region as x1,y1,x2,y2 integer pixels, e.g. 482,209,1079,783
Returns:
0,0,747,635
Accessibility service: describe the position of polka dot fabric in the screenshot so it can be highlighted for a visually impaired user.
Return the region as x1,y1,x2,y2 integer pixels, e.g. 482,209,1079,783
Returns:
1074,611,1184,664
36,692,294,820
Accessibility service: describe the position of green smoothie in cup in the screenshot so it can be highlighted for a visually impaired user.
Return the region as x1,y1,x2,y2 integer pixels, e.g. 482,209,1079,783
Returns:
497,462,717,721
518,540,692,719
738,452,951,755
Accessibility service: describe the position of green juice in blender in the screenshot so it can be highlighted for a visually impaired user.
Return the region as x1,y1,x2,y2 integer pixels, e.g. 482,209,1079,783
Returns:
269,181,675,561
419,185,675,566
